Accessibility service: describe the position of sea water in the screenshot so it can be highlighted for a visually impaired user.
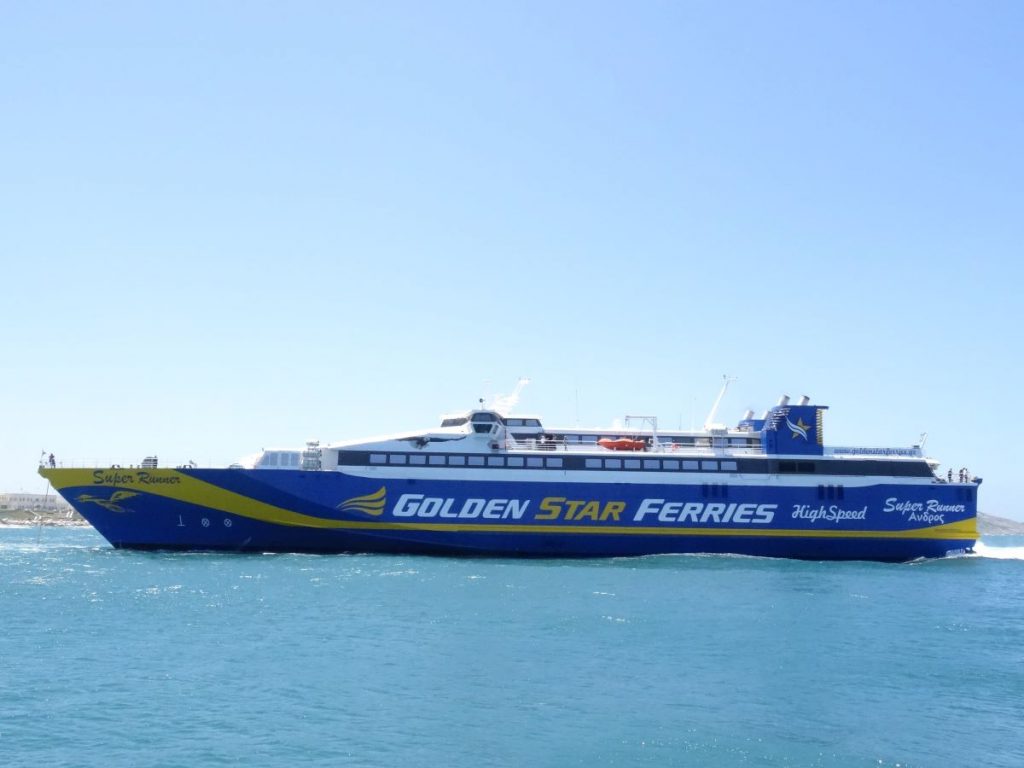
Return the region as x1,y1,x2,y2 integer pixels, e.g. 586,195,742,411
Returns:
1,527,1022,768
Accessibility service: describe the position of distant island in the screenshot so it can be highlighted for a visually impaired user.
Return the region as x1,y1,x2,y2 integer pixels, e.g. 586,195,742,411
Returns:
977,512,1024,535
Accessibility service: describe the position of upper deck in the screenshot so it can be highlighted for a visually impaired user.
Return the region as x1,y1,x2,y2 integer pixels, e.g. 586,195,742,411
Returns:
319,396,953,482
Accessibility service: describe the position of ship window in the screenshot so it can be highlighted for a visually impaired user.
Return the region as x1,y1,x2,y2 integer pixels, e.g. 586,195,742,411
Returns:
778,461,797,473
624,459,641,469
605,458,622,469
263,453,278,466
429,456,446,465
525,419,542,427
545,458,563,468
370,454,387,464
527,457,544,468
644,459,659,470
441,417,468,427
721,461,737,471
468,456,485,466
663,459,679,470
581,435,599,444
506,418,524,426
701,461,718,471
487,457,504,467
389,455,407,465
798,462,816,473
449,455,466,466
507,457,524,467
409,455,427,465
683,460,699,470
586,458,602,469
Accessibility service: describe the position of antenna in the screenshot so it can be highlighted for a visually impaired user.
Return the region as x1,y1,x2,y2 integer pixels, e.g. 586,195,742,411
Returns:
703,375,737,431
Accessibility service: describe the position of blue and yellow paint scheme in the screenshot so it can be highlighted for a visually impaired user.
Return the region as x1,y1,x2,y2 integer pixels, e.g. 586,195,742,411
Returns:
39,465,978,561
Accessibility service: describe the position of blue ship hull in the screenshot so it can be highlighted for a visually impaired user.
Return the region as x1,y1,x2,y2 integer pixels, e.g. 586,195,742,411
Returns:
41,466,978,562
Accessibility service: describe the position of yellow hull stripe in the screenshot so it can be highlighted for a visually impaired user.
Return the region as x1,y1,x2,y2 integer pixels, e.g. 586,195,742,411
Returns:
40,468,977,541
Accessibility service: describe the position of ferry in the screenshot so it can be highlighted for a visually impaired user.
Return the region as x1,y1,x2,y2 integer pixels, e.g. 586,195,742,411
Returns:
38,387,979,561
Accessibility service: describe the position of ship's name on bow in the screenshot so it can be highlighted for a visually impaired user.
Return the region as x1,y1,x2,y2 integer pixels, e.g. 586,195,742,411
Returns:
93,470,181,486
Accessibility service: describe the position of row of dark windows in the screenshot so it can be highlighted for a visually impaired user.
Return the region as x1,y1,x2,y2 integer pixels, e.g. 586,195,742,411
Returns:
338,452,932,477
369,453,565,469
817,485,846,500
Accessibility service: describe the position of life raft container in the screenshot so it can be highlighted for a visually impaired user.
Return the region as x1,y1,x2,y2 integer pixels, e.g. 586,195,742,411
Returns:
597,438,647,451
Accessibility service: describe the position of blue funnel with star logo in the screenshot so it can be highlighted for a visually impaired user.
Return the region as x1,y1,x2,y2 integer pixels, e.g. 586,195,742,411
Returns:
760,402,828,455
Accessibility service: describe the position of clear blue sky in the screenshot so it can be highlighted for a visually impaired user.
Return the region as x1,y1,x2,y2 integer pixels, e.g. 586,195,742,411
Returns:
2,2,1021,518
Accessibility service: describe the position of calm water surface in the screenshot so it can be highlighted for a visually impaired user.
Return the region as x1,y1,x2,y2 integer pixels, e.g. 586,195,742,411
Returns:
2,527,1022,767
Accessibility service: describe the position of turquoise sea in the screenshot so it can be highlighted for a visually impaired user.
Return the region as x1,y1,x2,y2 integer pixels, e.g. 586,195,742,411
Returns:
2,526,1022,768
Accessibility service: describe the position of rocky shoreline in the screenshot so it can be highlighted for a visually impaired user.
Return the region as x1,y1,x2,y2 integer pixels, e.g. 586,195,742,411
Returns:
0,508,86,527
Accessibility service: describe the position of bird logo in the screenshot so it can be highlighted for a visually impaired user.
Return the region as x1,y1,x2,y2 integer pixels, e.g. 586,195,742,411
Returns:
75,491,139,513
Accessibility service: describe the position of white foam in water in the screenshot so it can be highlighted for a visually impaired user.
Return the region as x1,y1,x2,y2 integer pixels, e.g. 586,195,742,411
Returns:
973,541,1024,560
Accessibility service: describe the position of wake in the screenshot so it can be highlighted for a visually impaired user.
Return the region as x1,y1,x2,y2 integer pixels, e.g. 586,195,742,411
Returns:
972,541,1024,560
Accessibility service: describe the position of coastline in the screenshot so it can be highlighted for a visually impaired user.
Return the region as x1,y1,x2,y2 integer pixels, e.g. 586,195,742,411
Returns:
0,508,86,527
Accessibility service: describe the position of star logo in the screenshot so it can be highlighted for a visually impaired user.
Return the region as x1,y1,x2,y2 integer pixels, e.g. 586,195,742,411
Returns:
786,416,811,441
